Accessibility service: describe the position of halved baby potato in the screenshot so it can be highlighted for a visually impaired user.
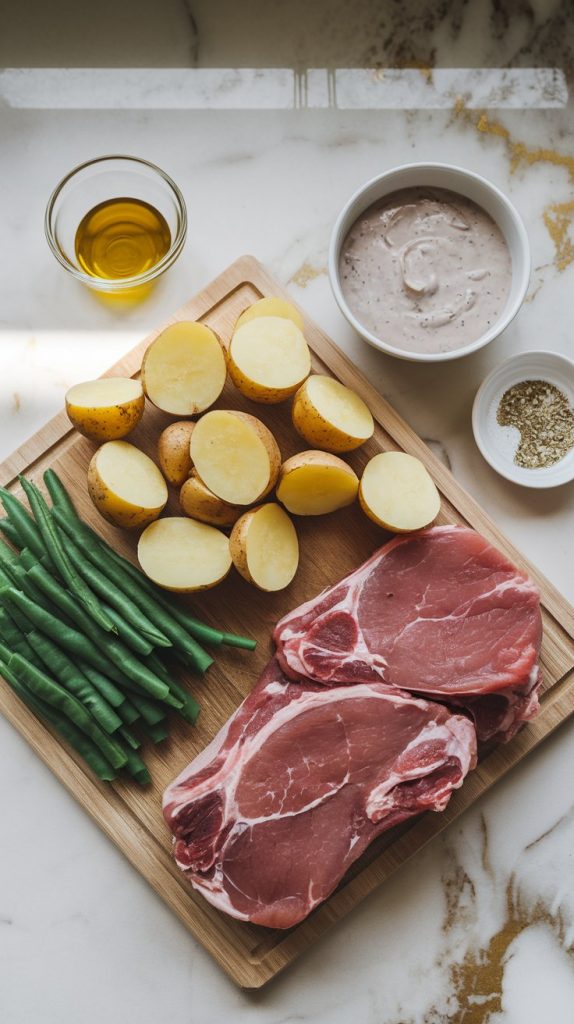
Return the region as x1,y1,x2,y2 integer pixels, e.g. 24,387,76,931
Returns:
88,440,168,529
138,516,231,592
65,377,144,442
235,296,304,333
359,451,441,532
141,321,226,415
276,451,358,516
230,503,299,592
180,470,241,528
158,420,195,488
190,410,281,506
292,375,374,453
229,316,311,404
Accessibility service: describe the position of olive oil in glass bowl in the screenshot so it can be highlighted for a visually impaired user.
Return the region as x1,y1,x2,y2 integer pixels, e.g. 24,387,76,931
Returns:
45,156,187,301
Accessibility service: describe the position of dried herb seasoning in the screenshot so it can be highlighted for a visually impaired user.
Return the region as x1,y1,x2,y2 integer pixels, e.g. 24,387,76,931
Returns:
496,379,574,469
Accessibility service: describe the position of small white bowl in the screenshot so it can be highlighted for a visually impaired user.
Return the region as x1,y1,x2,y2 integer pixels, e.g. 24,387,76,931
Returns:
328,162,530,363
472,351,574,488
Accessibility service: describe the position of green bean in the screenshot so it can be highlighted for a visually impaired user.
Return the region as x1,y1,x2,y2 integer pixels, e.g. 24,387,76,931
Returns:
139,719,169,744
5,652,128,769
43,468,77,519
77,661,131,712
125,692,167,726
122,748,151,786
8,578,178,705
57,530,171,648
52,509,215,669
0,606,26,647
27,630,122,735
0,518,23,548
102,541,255,649
0,656,116,782
0,585,128,684
0,542,18,567
26,561,152,658
18,477,116,634
145,652,200,725
98,603,153,657
0,489,47,560
119,725,141,749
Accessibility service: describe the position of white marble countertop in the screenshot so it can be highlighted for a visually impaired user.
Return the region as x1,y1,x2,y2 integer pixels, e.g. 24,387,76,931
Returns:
2,3,574,1021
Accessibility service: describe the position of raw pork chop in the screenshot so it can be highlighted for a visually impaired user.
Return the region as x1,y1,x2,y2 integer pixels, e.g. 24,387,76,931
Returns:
163,659,476,929
274,526,542,742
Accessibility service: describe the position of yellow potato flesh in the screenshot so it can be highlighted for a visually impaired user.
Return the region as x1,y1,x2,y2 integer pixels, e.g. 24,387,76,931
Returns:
190,411,272,505
241,504,299,591
142,321,226,415
299,375,374,450
89,441,167,528
138,517,231,591
230,317,311,398
277,463,358,515
235,297,304,332
65,377,144,441
360,451,440,532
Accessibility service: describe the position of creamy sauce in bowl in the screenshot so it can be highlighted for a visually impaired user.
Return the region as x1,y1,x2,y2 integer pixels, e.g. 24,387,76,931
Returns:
339,186,512,355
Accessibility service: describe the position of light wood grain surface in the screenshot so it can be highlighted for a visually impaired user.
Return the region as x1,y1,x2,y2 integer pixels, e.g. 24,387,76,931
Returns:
1,255,573,989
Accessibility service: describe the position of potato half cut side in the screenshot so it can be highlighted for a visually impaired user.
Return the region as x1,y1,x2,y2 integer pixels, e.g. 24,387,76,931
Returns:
65,377,144,442
138,517,231,592
230,503,299,591
235,296,304,333
141,321,226,415
359,451,440,532
292,375,374,453
88,441,168,529
190,410,281,505
180,471,241,528
229,317,311,404
158,420,195,488
276,451,358,516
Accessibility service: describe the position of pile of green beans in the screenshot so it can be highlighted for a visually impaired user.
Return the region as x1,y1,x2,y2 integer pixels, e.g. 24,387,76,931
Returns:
0,470,256,785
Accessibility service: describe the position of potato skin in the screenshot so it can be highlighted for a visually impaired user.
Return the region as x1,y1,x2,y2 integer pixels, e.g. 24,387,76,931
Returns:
137,517,231,592
228,509,255,584
358,452,441,533
276,450,359,515
158,421,195,488
238,412,282,498
66,393,145,442
140,322,227,416
228,317,310,405
235,297,304,333
229,504,299,591
87,450,167,530
218,410,281,501
180,471,241,528
292,380,372,453
227,357,299,405
278,449,358,479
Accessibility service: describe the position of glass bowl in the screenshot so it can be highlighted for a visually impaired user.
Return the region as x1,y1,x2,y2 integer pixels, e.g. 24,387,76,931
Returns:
45,155,187,294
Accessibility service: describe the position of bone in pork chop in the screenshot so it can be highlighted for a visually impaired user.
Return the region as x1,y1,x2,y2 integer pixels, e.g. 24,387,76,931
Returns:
273,526,542,742
163,658,477,929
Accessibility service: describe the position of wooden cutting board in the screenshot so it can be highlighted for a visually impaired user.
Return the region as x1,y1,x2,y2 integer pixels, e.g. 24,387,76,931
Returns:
1,255,574,989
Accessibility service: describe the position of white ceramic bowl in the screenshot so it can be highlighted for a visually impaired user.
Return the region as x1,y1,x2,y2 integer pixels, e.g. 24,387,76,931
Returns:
328,162,530,363
472,350,574,488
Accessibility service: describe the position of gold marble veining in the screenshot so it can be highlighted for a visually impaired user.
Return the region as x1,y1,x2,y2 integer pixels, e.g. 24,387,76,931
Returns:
543,200,574,272
454,100,574,272
445,886,570,1024
289,261,327,287
431,814,574,1024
